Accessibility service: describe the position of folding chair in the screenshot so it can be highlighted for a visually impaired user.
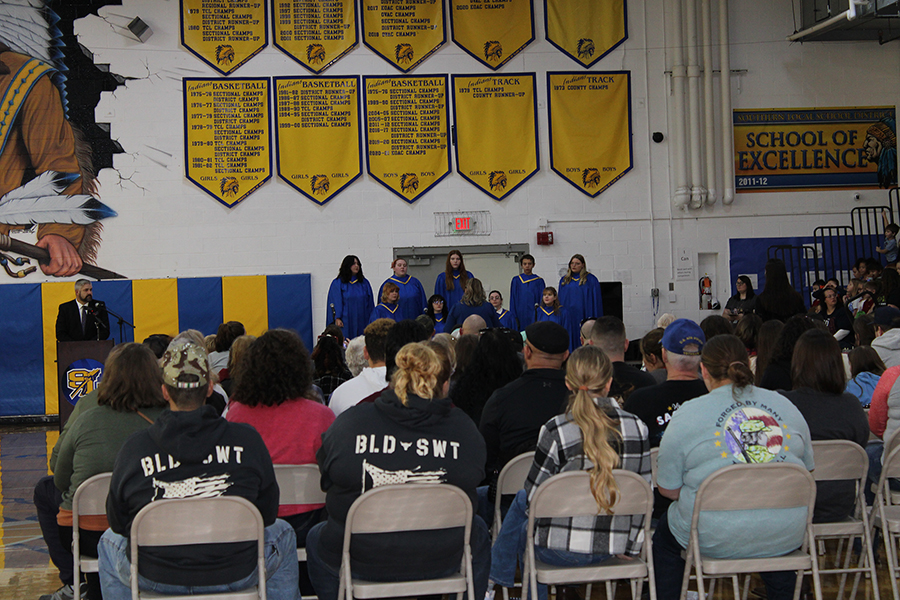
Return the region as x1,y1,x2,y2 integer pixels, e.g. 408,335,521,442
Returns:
808,440,879,600
872,433,900,600
337,483,475,600
72,472,112,600
274,463,326,561
492,452,535,600
130,496,266,600
524,470,656,600
679,462,822,600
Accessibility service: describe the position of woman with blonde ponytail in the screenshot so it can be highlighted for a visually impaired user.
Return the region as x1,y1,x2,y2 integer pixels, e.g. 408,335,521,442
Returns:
490,345,651,600
307,341,491,600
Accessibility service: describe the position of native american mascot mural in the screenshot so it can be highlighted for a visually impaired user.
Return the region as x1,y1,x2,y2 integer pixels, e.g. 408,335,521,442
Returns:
0,0,117,280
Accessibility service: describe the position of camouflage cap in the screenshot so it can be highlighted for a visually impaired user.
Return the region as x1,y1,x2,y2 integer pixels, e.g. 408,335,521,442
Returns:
160,342,210,389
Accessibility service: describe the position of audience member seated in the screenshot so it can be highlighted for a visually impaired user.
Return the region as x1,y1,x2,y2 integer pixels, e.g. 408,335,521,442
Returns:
490,345,651,600
759,315,817,391
141,333,171,359
639,327,667,385
209,320,245,373
734,313,762,372
652,335,814,600
311,334,352,403
865,360,900,503
227,329,335,594
460,314,487,336
344,335,367,377
579,317,597,346
444,278,501,333
36,343,167,600
450,328,523,425
356,319,430,406
171,329,229,414
813,287,854,350
846,345,886,407
219,333,256,397
754,258,808,322
754,319,784,381
699,314,733,341
872,306,900,368
451,333,479,387
328,318,393,416
589,316,655,402
98,339,299,600
415,313,436,338
723,275,756,323
781,329,869,522
306,342,490,600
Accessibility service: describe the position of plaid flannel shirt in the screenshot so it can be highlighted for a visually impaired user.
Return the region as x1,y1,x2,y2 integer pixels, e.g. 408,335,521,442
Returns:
525,398,651,557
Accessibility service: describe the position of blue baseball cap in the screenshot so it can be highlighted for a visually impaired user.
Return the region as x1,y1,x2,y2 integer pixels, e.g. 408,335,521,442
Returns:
661,319,705,356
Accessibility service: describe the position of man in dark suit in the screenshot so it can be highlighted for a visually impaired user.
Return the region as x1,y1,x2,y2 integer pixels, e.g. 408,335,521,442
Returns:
56,279,109,341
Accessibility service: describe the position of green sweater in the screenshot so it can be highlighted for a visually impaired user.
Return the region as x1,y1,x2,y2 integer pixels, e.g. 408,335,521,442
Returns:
50,389,100,474
53,404,167,510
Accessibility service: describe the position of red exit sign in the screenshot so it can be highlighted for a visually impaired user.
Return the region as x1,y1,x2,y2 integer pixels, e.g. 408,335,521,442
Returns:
454,216,472,231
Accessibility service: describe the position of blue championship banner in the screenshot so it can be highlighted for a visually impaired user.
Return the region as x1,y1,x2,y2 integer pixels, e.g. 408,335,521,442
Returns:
734,107,897,192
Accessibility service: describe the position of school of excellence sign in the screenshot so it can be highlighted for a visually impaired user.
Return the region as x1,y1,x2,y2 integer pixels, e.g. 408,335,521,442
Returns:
181,0,267,75
734,106,898,192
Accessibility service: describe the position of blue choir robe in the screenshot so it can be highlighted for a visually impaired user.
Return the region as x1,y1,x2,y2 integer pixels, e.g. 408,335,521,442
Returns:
369,302,400,324
535,305,568,327
444,302,501,333
378,275,427,321
326,277,374,339
434,270,475,308
509,274,545,330
433,315,447,334
558,273,603,350
496,308,517,330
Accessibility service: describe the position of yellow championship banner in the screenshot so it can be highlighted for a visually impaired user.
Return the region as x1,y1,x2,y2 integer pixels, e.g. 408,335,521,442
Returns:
272,0,357,74
544,0,627,68
362,0,446,73
734,107,898,192
452,73,538,200
547,71,633,197
180,0,267,75
274,76,362,205
364,75,450,203
450,0,534,70
184,78,272,207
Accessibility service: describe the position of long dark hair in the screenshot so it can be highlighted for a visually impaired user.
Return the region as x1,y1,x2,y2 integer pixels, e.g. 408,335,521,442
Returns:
791,329,846,394
754,319,784,385
451,329,522,423
426,294,447,321
443,249,469,291
882,267,900,300
701,335,755,393
768,315,817,367
232,329,313,407
97,343,167,411
311,335,349,378
849,346,886,378
734,275,756,300
757,259,803,314
338,255,365,284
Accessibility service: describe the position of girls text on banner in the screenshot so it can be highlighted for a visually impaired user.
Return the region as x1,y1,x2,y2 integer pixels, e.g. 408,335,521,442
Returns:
544,0,627,68
450,0,534,71
181,0,268,75
184,78,272,207
733,107,897,192
547,71,633,197
272,0,358,74
452,73,539,200
364,75,451,203
275,76,362,205
362,0,446,73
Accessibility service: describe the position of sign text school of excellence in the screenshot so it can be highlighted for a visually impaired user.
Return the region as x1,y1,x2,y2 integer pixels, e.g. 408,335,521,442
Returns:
547,72,633,197
275,77,362,205
181,0,267,75
183,78,272,207
452,73,539,200
364,75,451,203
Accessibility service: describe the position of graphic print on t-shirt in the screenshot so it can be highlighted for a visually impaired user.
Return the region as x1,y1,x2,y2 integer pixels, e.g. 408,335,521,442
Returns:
152,473,231,499
362,459,446,489
715,404,791,464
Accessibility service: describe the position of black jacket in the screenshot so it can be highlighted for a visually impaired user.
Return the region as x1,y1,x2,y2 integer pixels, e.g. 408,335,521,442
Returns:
106,405,278,586
316,390,486,578
56,299,110,342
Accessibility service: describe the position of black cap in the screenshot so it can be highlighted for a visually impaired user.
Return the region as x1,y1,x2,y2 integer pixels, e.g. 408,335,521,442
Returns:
524,321,569,354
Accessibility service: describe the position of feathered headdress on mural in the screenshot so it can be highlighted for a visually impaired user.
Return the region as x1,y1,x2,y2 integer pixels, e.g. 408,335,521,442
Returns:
0,0,67,111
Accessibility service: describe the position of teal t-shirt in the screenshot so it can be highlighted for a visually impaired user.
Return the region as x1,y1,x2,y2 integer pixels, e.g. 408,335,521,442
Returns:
657,383,815,558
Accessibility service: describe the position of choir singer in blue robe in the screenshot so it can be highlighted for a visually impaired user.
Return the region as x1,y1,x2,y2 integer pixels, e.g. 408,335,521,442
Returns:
557,254,603,350
326,255,374,339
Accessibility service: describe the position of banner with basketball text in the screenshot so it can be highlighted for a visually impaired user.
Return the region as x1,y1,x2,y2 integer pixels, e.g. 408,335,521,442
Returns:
544,0,627,68
452,73,538,200
547,71,632,197
450,0,534,70
184,78,272,207
734,106,898,192
272,0,357,73
181,0,267,75
274,76,361,204
362,0,446,73
364,75,451,203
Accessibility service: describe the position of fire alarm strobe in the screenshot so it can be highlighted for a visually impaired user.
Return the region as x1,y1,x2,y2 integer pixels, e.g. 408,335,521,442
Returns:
537,232,553,245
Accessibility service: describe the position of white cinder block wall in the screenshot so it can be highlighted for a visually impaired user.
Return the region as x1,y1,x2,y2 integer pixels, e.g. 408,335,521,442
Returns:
61,0,900,340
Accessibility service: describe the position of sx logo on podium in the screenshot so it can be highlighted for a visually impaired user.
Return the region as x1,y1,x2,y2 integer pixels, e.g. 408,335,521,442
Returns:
65,359,104,406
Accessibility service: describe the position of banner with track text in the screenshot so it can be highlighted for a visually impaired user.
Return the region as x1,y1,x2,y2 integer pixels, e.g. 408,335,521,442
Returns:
362,0,445,73
547,71,632,197
184,78,272,207
181,0,267,75
452,74,538,200
364,75,450,203
450,0,534,70
272,0,357,73
275,76,361,204
544,0,627,68
734,107,898,192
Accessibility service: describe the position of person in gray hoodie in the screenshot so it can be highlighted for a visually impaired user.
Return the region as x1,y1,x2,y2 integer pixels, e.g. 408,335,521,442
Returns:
871,306,900,367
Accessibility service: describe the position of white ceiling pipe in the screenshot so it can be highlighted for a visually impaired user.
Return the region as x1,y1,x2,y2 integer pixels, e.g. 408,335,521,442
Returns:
701,0,717,205
668,0,691,209
719,0,735,204
685,0,707,209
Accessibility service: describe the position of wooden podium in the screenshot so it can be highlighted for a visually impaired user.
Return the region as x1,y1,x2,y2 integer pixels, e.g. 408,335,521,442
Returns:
57,340,114,430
